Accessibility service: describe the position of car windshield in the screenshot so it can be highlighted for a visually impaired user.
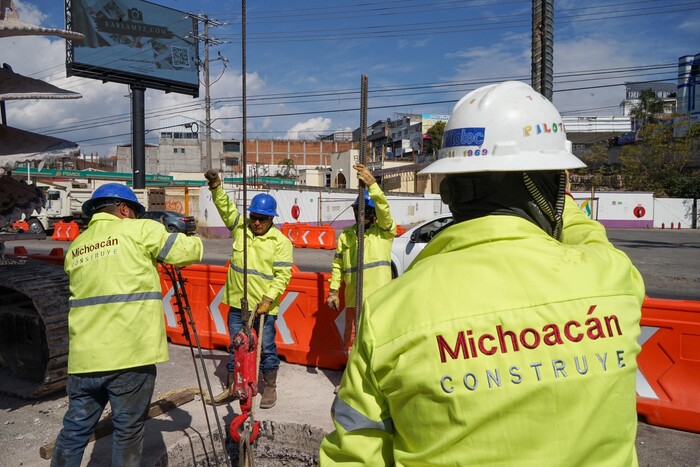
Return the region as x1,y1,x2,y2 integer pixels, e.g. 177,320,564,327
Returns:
414,217,454,242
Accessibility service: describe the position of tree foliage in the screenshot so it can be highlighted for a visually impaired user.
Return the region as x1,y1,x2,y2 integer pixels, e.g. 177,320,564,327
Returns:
619,122,700,197
426,121,446,156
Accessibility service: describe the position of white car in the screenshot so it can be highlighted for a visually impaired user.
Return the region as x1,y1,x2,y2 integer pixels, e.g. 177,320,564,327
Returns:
391,214,454,277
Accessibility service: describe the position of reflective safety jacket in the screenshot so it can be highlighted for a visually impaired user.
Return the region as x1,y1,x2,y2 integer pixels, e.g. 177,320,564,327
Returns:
320,197,644,466
329,183,397,308
65,213,203,374
210,186,293,315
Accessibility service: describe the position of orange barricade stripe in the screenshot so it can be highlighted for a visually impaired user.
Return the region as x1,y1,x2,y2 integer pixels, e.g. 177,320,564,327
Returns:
287,224,336,250
51,222,67,241
159,263,348,369
637,296,700,433
66,222,80,241
280,222,300,244
50,221,80,241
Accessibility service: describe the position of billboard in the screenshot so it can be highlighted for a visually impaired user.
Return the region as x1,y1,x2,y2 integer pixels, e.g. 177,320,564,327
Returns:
421,114,449,135
66,0,199,96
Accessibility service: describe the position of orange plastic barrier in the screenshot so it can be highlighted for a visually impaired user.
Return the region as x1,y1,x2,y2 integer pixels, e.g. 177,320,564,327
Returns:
51,221,80,241
11,220,29,231
637,297,700,433
279,223,293,237
279,222,300,245
280,223,337,250
159,263,348,369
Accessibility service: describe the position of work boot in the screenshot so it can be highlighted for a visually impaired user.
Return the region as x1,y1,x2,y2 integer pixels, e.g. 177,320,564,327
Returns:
205,372,234,405
260,371,277,409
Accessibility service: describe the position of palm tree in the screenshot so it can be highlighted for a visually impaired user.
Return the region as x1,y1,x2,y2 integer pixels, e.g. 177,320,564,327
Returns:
621,88,666,131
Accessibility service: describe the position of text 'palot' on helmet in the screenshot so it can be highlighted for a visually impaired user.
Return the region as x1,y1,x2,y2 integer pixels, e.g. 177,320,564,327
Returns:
420,81,586,175
82,183,146,217
247,193,278,217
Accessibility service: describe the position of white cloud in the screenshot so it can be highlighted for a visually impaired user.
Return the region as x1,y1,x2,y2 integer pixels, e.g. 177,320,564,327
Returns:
284,117,332,139
444,32,530,84
13,0,46,26
551,38,637,116
678,13,700,33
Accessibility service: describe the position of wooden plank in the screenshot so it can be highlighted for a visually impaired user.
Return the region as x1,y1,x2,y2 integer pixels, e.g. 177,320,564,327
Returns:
39,387,197,459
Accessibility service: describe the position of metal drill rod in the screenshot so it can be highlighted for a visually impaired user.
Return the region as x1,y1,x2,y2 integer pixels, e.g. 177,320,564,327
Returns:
163,264,231,467
355,74,368,329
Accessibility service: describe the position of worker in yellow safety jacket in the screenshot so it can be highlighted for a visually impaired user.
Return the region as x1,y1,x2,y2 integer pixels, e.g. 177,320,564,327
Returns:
52,183,203,467
204,170,293,409
319,82,644,466
326,163,397,348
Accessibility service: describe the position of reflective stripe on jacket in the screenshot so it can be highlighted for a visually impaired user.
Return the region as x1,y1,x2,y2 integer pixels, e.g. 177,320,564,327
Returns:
65,213,203,374
210,186,293,315
329,183,396,308
320,197,644,466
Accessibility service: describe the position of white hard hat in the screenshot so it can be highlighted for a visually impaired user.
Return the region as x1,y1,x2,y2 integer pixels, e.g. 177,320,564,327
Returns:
420,81,586,174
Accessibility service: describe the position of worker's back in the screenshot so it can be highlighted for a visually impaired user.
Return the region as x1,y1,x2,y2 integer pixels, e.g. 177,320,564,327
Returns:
322,205,644,466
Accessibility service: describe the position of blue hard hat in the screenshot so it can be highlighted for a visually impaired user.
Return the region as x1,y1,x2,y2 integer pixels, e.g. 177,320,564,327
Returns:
248,193,278,217
82,183,146,217
352,190,375,209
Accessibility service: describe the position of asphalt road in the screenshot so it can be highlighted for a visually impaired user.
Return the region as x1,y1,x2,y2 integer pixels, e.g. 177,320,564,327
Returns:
605,228,700,301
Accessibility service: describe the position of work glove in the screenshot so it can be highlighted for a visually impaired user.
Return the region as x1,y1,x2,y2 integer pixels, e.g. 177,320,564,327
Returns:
204,169,221,189
255,295,274,315
354,163,376,187
326,289,339,311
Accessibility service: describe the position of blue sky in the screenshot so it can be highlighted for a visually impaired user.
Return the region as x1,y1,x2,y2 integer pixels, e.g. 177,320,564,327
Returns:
3,0,699,158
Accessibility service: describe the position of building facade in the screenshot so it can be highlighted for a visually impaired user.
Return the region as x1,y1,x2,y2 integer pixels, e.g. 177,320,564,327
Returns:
116,116,354,179
677,53,700,127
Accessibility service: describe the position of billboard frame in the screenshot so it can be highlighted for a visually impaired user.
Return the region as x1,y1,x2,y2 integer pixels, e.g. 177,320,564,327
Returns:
64,0,200,97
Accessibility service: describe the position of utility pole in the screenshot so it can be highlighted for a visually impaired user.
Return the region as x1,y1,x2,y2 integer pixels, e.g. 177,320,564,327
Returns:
204,15,211,170
190,14,224,171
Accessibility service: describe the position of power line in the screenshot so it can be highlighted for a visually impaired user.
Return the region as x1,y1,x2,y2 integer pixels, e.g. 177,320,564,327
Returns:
24,62,678,138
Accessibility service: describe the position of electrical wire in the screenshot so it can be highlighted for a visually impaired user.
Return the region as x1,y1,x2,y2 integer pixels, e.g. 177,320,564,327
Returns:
8,0,692,152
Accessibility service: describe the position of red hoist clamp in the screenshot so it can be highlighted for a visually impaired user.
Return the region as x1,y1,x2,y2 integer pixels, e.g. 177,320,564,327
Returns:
229,328,261,443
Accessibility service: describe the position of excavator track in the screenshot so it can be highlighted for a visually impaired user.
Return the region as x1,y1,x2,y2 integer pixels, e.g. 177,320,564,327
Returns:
0,256,69,398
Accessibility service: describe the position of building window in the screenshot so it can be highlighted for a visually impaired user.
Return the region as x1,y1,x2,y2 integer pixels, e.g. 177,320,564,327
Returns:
173,148,185,154
223,141,240,152
225,157,239,166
